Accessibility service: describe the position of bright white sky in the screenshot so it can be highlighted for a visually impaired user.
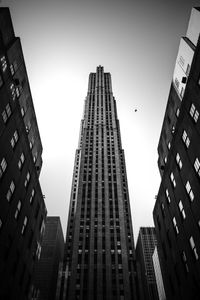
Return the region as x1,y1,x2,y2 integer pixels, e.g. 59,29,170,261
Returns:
1,0,198,241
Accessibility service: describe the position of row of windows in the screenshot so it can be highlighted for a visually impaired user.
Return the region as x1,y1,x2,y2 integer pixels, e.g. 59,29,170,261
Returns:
162,102,199,165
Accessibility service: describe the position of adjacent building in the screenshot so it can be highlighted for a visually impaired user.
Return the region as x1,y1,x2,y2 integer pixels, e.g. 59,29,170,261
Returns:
34,216,64,300
152,247,166,300
136,227,159,300
58,66,139,299
153,7,200,300
0,8,46,299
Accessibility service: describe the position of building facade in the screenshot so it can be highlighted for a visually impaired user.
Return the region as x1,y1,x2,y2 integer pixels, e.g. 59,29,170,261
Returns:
0,8,46,299
136,227,159,300
58,66,139,299
34,216,64,300
153,7,200,300
152,247,166,300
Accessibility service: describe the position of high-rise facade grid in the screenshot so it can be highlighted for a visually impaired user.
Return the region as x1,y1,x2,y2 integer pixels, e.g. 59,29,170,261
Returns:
153,7,200,300
58,66,139,300
0,8,46,300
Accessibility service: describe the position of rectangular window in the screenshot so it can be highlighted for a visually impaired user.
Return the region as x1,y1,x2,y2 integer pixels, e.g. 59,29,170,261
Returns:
181,251,189,273
178,200,186,220
0,157,7,178
185,181,194,202
29,188,35,204
24,171,30,187
189,236,198,260
6,103,11,117
175,78,179,89
2,103,12,123
21,216,28,235
10,83,16,101
6,180,15,202
35,241,42,260
170,172,176,187
15,200,22,219
182,130,190,148
165,189,171,203
190,103,199,123
194,158,200,177
173,217,179,235
10,130,19,148
21,107,25,117
176,108,180,117
18,153,25,170
176,153,183,169
186,64,190,76
10,64,15,75
180,87,184,99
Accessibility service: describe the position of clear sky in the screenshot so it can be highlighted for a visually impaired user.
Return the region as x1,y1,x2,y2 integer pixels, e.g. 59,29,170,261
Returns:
1,0,199,241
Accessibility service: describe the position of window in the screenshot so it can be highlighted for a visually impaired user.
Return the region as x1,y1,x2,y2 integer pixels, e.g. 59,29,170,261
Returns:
10,130,19,148
2,103,12,123
6,181,15,202
189,236,198,260
175,78,179,89
10,64,14,75
1,55,7,72
176,153,183,170
0,157,7,178
25,120,31,133
15,200,22,219
165,189,171,204
21,107,25,117
178,200,186,220
185,181,194,202
181,251,189,273
176,108,180,117
29,188,35,204
170,172,176,187
35,242,41,260
16,87,20,98
161,203,165,218
18,153,25,170
194,158,200,177
190,103,199,123
173,217,179,235
21,216,28,235
10,83,16,101
180,87,184,99
40,219,45,235
186,64,190,76
24,171,30,187
182,130,190,148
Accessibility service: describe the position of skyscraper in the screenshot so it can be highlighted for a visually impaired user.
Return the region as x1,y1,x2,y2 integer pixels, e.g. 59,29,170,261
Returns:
34,216,64,300
0,8,46,299
153,7,200,300
136,227,159,300
58,66,138,299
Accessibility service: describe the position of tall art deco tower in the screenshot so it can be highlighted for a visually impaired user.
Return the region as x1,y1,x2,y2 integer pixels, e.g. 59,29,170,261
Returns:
58,66,138,300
